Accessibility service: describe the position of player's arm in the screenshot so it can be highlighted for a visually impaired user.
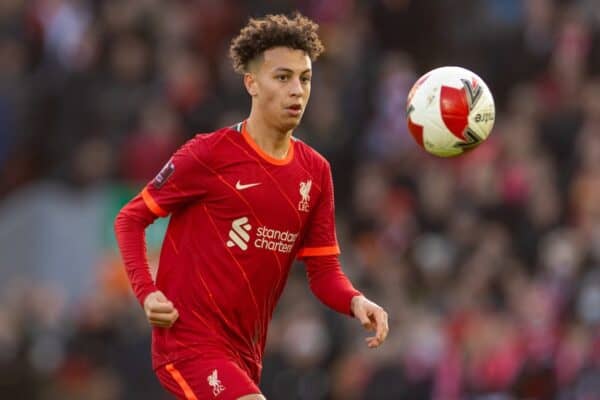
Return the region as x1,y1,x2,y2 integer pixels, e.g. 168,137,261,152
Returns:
114,193,160,306
114,195,179,328
114,135,210,327
304,254,360,315
299,160,389,347
304,255,389,348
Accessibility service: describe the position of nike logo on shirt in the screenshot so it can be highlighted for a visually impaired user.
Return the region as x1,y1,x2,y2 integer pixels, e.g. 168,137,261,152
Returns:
235,181,262,190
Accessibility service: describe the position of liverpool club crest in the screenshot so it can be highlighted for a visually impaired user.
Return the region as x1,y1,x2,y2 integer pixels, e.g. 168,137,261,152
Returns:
298,180,312,212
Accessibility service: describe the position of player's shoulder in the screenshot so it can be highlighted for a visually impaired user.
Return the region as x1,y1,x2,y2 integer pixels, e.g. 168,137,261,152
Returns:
293,137,331,171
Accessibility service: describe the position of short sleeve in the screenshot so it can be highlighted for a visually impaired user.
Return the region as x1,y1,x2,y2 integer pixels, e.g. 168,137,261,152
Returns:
297,162,341,258
141,136,210,217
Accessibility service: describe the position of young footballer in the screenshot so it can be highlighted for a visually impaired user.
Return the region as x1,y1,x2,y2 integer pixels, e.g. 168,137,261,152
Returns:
115,13,389,400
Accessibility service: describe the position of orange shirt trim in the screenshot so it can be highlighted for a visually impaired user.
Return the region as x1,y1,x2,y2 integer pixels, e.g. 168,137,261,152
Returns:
141,187,168,217
241,120,294,165
297,245,341,258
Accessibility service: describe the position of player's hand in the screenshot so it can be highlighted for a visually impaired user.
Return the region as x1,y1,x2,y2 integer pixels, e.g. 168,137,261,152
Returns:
351,295,389,348
143,290,179,328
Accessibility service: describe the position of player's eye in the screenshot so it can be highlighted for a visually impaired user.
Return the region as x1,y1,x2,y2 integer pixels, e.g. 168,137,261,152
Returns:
301,76,311,83
276,75,289,82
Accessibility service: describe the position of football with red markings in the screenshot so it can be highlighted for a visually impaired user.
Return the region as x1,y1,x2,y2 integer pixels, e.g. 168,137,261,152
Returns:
406,66,495,157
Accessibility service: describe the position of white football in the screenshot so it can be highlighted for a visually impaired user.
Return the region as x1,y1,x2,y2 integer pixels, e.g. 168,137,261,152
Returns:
406,66,495,157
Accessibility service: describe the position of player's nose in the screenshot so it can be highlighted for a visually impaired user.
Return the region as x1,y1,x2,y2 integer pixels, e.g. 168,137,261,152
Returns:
289,77,304,97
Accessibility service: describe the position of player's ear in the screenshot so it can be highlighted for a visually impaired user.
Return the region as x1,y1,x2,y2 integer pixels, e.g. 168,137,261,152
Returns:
244,72,258,97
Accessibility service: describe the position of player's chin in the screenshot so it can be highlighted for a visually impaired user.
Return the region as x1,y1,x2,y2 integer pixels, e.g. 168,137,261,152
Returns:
281,112,303,130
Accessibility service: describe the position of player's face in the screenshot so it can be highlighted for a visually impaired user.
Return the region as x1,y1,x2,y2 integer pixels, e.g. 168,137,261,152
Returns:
247,47,312,132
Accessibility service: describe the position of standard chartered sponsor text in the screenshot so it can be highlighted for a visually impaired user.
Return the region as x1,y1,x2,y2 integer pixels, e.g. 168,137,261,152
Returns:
254,226,298,253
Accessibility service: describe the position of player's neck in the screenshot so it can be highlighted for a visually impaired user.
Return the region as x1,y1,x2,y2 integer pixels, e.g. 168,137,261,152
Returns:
245,113,292,160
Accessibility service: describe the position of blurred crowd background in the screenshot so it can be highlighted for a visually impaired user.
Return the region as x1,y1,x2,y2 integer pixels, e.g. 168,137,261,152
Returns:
1,0,600,399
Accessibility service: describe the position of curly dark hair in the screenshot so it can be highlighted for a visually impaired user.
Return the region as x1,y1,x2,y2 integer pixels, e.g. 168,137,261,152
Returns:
229,12,325,74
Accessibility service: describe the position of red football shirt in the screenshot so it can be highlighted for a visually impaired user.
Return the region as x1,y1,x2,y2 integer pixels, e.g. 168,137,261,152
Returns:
135,121,343,379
